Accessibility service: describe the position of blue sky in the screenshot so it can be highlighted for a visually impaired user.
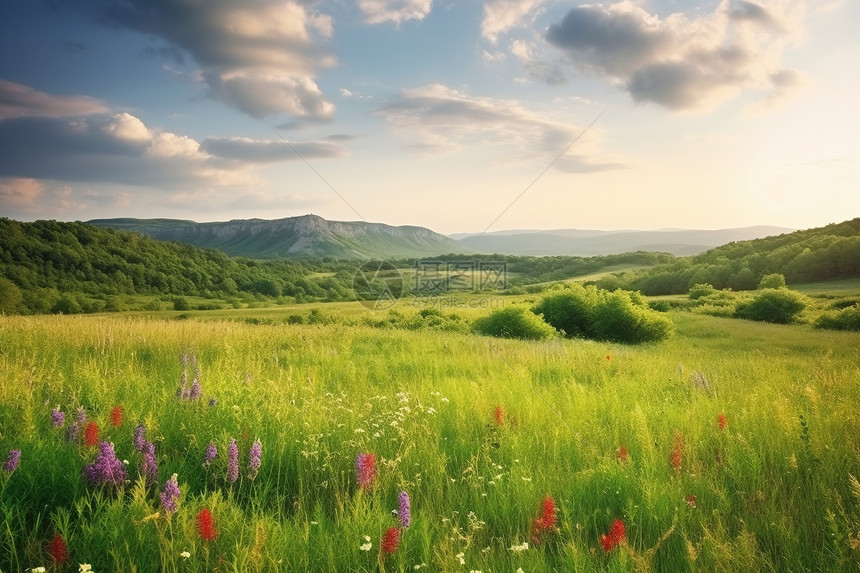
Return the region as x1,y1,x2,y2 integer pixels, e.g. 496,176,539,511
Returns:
0,0,857,234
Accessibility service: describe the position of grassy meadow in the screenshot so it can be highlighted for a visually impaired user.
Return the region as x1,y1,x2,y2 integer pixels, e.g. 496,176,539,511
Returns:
1,306,860,572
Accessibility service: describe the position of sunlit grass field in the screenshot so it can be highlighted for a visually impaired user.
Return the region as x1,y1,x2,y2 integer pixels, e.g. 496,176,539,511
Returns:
1,308,859,572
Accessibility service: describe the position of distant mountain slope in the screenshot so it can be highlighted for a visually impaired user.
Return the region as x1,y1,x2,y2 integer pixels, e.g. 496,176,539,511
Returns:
89,215,467,259
455,226,794,256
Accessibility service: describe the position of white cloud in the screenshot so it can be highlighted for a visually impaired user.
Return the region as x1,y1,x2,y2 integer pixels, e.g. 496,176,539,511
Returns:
482,0,545,43
374,83,622,172
358,0,433,25
87,0,336,119
542,0,806,112
0,80,109,120
200,136,347,163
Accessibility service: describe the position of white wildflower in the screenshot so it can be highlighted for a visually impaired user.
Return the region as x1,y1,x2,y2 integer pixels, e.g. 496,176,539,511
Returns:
180,551,190,559
456,552,465,565
360,535,372,551
509,541,529,552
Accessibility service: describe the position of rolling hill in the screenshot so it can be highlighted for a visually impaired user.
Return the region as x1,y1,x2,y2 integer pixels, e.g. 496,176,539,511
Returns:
454,226,794,256
89,215,468,260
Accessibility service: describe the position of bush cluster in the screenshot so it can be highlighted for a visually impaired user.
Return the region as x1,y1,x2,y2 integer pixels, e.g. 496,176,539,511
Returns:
472,305,557,340
814,304,860,331
734,288,808,324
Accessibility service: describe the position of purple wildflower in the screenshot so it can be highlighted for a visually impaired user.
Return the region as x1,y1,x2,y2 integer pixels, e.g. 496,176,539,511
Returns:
133,424,147,452
83,441,128,488
177,371,189,399
204,442,217,467
227,439,239,483
140,441,158,486
159,473,180,514
398,491,411,528
51,407,66,428
189,377,201,400
249,439,262,480
65,407,87,442
3,449,21,473
208,398,218,407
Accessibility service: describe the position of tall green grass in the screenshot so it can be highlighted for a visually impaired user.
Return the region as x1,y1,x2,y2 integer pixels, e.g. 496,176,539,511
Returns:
0,312,859,571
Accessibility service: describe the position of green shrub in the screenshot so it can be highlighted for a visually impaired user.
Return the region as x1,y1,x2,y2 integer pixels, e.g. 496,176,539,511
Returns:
172,297,190,311
758,273,786,289
814,304,860,331
532,284,598,337
531,285,673,344
472,305,557,340
689,283,716,300
591,290,675,343
0,277,23,314
735,288,807,324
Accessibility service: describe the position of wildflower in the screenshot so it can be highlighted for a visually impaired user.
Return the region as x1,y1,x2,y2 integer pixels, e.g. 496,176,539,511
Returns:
208,398,217,407
493,405,504,426
685,494,698,508
189,376,201,400
31,568,46,573
196,508,217,541
83,441,128,488
65,408,87,442
177,371,188,399
606,355,611,361
227,439,239,483
47,534,69,565
84,421,100,448
398,491,411,528
79,564,92,572
140,441,158,486
355,452,377,491
600,519,626,552
248,439,262,480
204,442,217,467
616,445,629,465
509,541,529,552
110,406,123,428
160,474,180,514
359,535,372,551
381,527,400,554
180,551,190,559
133,424,146,452
3,449,21,473
51,407,66,428
670,433,683,474
718,413,728,431
531,496,557,545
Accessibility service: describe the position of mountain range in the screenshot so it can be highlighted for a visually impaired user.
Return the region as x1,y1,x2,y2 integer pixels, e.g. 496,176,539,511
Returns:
89,216,794,259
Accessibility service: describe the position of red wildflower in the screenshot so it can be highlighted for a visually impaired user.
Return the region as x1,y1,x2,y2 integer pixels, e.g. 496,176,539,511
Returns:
47,533,69,565
381,526,401,554
606,355,611,361
685,494,698,508
717,413,728,431
670,433,683,474
493,405,505,427
197,508,218,541
616,445,628,465
531,496,558,545
600,519,626,552
84,421,100,447
110,405,123,428
356,453,377,491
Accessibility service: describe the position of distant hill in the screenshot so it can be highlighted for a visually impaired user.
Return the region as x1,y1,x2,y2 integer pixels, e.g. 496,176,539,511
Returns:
89,215,467,260
595,218,860,295
454,226,794,256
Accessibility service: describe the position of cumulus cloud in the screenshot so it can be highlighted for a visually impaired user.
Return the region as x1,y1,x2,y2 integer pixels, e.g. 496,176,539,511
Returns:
543,0,805,112
0,80,108,120
374,83,622,172
0,177,85,216
83,0,336,119
482,0,545,43
0,104,346,188
359,0,433,25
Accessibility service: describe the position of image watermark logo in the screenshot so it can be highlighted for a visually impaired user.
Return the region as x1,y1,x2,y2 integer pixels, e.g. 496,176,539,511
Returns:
352,260,404,310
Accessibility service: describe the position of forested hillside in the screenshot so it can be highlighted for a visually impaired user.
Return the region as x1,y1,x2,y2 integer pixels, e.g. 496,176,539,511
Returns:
595,218,860,294
0,219,355,313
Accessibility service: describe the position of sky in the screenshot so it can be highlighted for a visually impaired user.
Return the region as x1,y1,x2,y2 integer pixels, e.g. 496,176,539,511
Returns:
0,0,857,235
